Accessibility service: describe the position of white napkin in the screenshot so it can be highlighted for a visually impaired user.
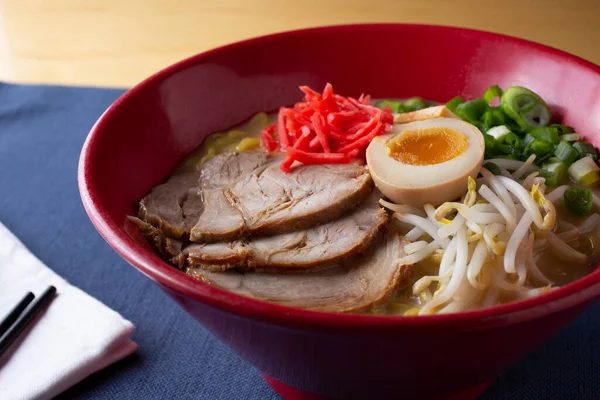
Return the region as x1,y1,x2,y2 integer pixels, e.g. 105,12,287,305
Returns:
0,222,138,400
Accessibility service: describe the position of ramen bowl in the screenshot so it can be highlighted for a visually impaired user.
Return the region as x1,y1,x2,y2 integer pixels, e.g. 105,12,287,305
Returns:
78,24,600,399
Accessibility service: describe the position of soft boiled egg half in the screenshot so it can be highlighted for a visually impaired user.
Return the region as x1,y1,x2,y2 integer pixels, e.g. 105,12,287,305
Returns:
366,117,485,207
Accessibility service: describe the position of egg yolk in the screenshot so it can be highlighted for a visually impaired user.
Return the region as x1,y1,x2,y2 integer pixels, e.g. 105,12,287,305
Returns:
386,127,469,165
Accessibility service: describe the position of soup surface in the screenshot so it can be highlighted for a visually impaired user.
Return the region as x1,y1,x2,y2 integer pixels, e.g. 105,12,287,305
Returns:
130,84,600,316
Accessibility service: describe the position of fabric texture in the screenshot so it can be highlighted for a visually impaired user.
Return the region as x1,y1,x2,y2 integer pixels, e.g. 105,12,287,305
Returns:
0,82,598,399
0,222,137,400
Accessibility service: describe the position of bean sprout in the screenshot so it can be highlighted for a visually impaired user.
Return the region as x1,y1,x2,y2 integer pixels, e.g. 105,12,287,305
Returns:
387,168,593,315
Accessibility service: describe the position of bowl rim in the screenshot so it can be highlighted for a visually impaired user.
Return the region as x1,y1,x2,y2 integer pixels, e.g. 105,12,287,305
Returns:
79,23,600,332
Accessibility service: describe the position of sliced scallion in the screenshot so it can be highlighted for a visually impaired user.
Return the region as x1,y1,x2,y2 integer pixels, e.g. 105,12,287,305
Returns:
540,160,567,187
531,127,560,145
503,133,523,150
568,156,600,186
482,107,506,129
560,133,580,142
573,142,599,161
483,85,503,104
564,188,593,216
446,96,464,113
550,124,575,135
379,100,402,113
487,125,510,141
525,139,553,159
554,141,578,166
500,86,551,130
523,133,535,146
403,97,428,112
455,98,488,123
483,133,495,158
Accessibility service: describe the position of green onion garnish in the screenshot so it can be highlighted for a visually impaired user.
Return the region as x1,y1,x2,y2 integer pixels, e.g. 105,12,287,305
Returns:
483,133,495,158
540,160,568,187
554,141,579,166
531,127,560,145
573,142,599,161
523,133,535,146
500,86,551,131
446,96,464,113
560,133,580,142
403,97,428,112
487,125,510,141
379,100,402,113
503,133,523,150
482,107,506,130
483,85,503,104
550,124,575,135
525,139,553,159
564,188,593,216
455,98,488,123
568,156,600,186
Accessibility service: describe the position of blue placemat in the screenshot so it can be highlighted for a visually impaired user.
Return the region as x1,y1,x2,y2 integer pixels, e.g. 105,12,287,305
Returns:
0,82,598,400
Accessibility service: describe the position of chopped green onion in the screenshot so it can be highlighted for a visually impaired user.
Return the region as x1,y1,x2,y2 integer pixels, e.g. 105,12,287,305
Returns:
379,100,402,113
525,139,553,159
482,107,506,129
523,133,535,146
500,86,551,130
554,141,579,166
403,97,428,112
472,121,486,133
483,133,495,158
573,142,599,161
487,125,510,141
446,96,464,113
560,133,580,142
550,124,575,135
483,162,501,175
564,188,593,216
483,85,503,104
494,142,522,158
546,156,562,164
503,133,523,150
494,143,512,154
568,156,600,186
540,160,568,187
455,98,488,123
531,127,560,145
540,171,559,187
505,119,525,136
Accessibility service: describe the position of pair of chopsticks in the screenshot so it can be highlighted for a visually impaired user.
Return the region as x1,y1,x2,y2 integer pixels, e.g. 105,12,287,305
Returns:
0,286,56,357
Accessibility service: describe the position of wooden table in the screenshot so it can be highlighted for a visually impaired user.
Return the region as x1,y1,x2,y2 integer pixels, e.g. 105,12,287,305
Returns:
0,0,598,87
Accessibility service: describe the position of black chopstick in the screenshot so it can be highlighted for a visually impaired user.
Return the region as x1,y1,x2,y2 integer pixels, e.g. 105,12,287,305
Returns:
0,292,35,338
0,286,56,357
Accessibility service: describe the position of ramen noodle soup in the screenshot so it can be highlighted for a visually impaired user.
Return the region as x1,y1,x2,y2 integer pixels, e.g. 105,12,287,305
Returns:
129,83,600,316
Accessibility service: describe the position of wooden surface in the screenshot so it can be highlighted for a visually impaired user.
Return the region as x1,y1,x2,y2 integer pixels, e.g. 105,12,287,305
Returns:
0,0,598,88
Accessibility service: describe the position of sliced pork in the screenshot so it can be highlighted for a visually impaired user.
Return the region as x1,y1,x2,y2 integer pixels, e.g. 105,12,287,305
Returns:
127,217,183,258
138,170,203,239
191,151,373,241
178,192,387,272
186,232,413,313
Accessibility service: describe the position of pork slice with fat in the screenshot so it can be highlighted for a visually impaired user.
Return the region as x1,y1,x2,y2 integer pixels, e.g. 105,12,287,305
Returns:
187,232,413,313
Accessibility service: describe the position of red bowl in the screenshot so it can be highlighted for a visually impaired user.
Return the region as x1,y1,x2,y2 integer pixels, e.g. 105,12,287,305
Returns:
78,24,600,399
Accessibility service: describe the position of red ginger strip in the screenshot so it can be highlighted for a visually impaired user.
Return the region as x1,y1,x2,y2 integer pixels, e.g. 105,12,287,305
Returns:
259,83,392,172
260,124,278,152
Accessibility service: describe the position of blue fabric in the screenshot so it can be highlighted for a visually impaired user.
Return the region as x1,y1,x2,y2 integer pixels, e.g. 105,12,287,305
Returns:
0,82,598,400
